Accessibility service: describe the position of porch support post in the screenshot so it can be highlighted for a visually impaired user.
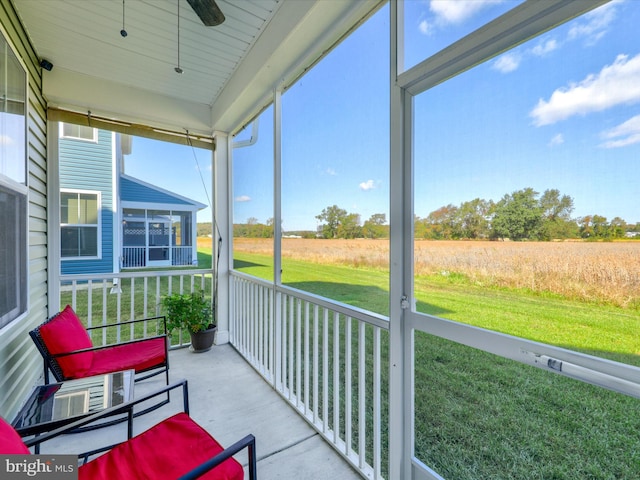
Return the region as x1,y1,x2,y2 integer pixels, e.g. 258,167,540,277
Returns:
46,120,61,316
213,131,231,345
389,1,412,478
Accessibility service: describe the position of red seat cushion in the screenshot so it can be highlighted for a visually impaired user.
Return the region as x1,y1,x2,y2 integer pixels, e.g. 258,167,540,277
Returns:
83,336,166,377
38,305,94,378
78,412,244,480
0,417,30,454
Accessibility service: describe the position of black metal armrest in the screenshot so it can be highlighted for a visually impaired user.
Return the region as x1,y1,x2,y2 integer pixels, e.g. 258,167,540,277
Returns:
178,434,257,480
23,380,189,450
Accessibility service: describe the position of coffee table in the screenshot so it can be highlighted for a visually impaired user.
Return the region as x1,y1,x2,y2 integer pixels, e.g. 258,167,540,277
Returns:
12,370,135,439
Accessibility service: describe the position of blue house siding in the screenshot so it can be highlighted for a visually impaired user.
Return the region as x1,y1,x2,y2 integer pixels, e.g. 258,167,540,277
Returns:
121,176,192,205
59,129,114,275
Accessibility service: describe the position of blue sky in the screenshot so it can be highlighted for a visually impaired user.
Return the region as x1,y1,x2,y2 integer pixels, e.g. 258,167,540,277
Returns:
127,1,639,231
124,136,213,222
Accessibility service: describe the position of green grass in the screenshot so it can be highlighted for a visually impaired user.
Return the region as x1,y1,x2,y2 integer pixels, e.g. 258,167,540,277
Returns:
234,250,640,480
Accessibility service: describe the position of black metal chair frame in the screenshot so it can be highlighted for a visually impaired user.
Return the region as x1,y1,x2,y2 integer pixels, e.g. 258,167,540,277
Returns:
29,315,171,428
29,315,169,385
22,380,257,480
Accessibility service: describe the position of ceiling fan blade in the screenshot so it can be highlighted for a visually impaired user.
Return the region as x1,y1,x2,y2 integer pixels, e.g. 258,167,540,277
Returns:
186,0,225,26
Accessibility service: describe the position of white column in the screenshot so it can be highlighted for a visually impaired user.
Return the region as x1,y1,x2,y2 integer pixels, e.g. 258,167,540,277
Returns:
213,131,231,344
47,121,61,316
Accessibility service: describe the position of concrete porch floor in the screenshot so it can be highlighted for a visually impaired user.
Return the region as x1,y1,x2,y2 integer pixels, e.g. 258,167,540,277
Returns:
41,344,363,479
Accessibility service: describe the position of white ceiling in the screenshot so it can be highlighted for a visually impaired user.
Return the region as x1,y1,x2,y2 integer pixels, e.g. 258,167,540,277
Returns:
13,0,382,136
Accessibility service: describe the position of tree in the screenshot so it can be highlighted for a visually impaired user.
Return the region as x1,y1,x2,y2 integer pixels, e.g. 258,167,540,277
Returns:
592,215,609,239
362,213,388,239
338,213,362,239
316,205,348,239
491,188,542,240
578,215,594,239
457,198,493,239
426,204,459,239
539,189,575,240
609,217,626,239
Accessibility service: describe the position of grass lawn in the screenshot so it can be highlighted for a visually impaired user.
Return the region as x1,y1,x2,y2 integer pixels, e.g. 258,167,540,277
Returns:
233,250,640,480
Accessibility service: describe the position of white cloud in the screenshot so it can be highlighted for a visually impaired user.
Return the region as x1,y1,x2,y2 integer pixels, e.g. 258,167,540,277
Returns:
492,52,520,73
419,19,433,36
0,135,14,146
235,195,251,202
531,39,558,57
493,38,556,74
326,168,337,176
548,133,564,147
359,180,376,191
530,53,640,126
600,114,640,148
429,0,504,25
567,1,618,45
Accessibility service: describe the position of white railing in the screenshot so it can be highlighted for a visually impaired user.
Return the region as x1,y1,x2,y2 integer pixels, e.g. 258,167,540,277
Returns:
59,269,214,349
122,246,194,268
230,271,389,480
122,246,145,268
172,246,194,266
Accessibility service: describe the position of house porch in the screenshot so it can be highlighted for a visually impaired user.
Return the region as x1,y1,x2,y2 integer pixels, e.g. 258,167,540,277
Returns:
39,344,362,480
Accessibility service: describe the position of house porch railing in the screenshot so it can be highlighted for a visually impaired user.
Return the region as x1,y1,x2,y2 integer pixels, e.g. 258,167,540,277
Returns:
230,271,389,480
58,269,389,479
121,246,194,268
59,269,213,348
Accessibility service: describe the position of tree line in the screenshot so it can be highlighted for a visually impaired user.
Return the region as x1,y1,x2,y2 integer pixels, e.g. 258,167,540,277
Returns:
227,188,640,241
415,188,637,241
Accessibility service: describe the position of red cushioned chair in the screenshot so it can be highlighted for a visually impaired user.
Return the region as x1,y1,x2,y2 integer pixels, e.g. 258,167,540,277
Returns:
1,381,257,480
29,305,169,385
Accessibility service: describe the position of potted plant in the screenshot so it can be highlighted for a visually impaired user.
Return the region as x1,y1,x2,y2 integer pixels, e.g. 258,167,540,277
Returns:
161,290,216,353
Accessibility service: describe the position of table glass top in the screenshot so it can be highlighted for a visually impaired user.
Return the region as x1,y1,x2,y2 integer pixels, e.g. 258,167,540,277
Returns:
12,370,134,430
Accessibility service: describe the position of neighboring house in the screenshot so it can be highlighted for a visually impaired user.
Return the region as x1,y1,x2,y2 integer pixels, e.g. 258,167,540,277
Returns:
59,124,205,275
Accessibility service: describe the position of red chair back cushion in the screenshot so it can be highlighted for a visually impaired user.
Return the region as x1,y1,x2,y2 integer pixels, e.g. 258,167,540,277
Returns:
0,417,30,454
38,305,94,378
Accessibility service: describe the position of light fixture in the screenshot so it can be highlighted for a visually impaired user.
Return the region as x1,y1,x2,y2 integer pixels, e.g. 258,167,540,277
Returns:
175,0,183,74
120,0,128,37
39,59,53,71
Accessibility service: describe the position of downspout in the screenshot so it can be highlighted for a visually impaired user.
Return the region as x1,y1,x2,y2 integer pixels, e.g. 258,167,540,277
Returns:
231,118,259,149
111,132,122,294
113,132,122,275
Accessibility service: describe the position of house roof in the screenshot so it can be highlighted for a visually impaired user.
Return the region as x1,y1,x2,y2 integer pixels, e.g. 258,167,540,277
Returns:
12,0,382,137
120,174,207,210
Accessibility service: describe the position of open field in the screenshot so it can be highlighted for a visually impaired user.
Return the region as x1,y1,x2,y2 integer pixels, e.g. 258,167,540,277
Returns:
228,238,640,479
231,238,640,309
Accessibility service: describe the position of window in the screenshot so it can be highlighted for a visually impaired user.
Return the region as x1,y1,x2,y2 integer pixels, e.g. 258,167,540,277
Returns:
0,30,28,328
232,108,275,280
61,191,100,258
60,123,97,142
406,2,640,478
280,5,390,308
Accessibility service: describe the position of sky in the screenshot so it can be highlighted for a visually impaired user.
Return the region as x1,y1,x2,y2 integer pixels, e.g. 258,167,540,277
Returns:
124,136,213,223
125,0,639,231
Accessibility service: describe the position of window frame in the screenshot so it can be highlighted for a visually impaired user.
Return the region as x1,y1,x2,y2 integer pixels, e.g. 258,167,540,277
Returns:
60,189,102,260
391,1,640,477
0,26,29,330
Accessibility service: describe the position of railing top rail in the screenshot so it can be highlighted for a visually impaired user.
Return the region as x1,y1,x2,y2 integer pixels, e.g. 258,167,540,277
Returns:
231,270,390,331
61,269,215,282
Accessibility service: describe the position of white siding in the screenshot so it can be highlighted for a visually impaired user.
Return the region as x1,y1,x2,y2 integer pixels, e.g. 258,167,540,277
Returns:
0,1,50,419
